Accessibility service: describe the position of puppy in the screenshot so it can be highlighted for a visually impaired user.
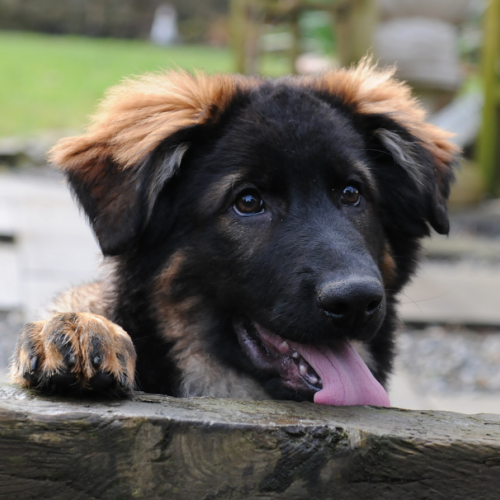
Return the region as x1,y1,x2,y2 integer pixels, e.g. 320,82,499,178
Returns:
10,61,457,405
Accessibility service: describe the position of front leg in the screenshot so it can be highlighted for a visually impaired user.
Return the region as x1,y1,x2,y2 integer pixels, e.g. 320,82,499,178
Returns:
10,313,136,397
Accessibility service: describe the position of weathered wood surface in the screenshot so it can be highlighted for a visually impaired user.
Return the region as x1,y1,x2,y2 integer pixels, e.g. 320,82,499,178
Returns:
0,385,499,500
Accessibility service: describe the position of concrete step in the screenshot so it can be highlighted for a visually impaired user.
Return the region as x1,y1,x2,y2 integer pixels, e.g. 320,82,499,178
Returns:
0,170,100,319
399,260,500,325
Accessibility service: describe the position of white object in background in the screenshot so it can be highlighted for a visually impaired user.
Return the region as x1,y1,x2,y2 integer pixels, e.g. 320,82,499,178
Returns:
295,54,337,74
374,17,462,91
429,92,484,148
150,4,178,46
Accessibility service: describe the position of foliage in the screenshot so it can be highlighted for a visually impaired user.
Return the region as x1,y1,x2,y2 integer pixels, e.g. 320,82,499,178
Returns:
299,11,336,56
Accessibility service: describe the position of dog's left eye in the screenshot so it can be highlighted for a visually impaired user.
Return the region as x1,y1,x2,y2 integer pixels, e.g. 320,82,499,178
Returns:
341,185,361,206
233,189,265,216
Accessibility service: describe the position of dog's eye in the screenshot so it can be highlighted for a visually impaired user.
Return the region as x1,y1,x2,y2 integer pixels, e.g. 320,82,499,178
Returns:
233,189,265,216
341,185,361,206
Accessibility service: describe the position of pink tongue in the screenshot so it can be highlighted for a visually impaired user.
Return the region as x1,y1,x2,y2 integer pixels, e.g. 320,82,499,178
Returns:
291,341,390,407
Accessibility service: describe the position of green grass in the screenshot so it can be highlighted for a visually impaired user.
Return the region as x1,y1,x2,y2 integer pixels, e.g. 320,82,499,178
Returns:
0,31,294,136
0,31,237,136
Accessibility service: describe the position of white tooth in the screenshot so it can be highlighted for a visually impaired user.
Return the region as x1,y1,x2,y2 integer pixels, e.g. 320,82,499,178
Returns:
292,351,299,359
309,376,318,385
279,341,290,353
299,365,307,376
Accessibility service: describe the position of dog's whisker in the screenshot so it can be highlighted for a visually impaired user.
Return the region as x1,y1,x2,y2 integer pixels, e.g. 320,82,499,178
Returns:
397,292,423,313
398,291,451,306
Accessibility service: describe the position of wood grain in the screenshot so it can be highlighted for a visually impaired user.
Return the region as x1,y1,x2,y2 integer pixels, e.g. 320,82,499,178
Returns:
0,385,499,499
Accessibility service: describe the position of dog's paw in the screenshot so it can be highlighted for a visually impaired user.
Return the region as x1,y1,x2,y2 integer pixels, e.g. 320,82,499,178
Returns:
10,313,136,397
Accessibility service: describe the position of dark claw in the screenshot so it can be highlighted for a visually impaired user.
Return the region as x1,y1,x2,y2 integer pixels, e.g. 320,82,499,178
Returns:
89,371,115,391
120,374,127,388
66,353,77,368
92,355,102,369
58,338,77,371
30,355,38,372
49,370,78,389
24,356,39,383
24,370,37,384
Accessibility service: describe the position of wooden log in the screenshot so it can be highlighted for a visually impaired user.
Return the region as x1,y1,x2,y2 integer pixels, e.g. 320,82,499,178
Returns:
1,384,499,499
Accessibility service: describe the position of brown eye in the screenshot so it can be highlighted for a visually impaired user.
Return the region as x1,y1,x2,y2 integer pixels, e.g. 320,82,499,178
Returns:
341,185,361,206
234,189,265,215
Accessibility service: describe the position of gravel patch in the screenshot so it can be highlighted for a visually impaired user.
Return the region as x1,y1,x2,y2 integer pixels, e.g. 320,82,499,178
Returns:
0,310,23,382
398,325,500,394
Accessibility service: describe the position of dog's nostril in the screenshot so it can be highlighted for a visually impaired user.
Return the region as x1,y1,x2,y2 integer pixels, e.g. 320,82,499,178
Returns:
366,297,382,315
328,301,349,317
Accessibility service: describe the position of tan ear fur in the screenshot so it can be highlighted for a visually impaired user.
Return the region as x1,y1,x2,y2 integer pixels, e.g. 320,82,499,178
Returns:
49,60,458,178
49,71,257,172
306,58,459,175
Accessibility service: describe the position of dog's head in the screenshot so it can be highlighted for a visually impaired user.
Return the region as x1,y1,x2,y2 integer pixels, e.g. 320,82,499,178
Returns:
50,61,457,405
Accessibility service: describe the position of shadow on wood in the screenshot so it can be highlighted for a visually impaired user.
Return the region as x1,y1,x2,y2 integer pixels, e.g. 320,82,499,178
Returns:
0,384,499,499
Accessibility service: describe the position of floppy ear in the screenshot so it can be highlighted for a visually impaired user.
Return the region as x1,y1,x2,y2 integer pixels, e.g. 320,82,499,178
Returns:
310,59,459,235
373,124,456,234
49,71,248,255
61,138,190,255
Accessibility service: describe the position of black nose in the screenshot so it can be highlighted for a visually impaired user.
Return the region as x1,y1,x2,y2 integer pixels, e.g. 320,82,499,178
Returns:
317,277,384,329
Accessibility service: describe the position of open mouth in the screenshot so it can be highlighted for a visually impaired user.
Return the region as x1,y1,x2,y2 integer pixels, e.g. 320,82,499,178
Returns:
234,318,390,407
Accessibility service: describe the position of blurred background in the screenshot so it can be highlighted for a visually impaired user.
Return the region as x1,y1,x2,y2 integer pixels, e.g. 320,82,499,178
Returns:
1,0,500,414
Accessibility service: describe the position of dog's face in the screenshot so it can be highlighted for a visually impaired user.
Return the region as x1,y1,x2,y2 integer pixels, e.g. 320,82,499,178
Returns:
49,63,457,405
156,87,388,402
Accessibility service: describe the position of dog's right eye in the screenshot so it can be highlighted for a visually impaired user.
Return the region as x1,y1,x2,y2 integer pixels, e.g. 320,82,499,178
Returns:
233,189,265,216
340,185,361,206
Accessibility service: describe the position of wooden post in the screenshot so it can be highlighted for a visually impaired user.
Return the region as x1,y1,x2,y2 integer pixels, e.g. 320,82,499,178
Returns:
478,0,500,194
230,0,247,74
1,385,500,499
230,1,378,75
290,7,301,74
245,3,261,74
336,0,378,66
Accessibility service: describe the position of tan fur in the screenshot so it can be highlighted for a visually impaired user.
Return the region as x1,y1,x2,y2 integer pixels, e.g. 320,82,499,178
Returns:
305,58,459,173
48,281,111,317
380,243,397,288
154,253,269,400
198,173,247,216
49,71,257,172
10,322,45,386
